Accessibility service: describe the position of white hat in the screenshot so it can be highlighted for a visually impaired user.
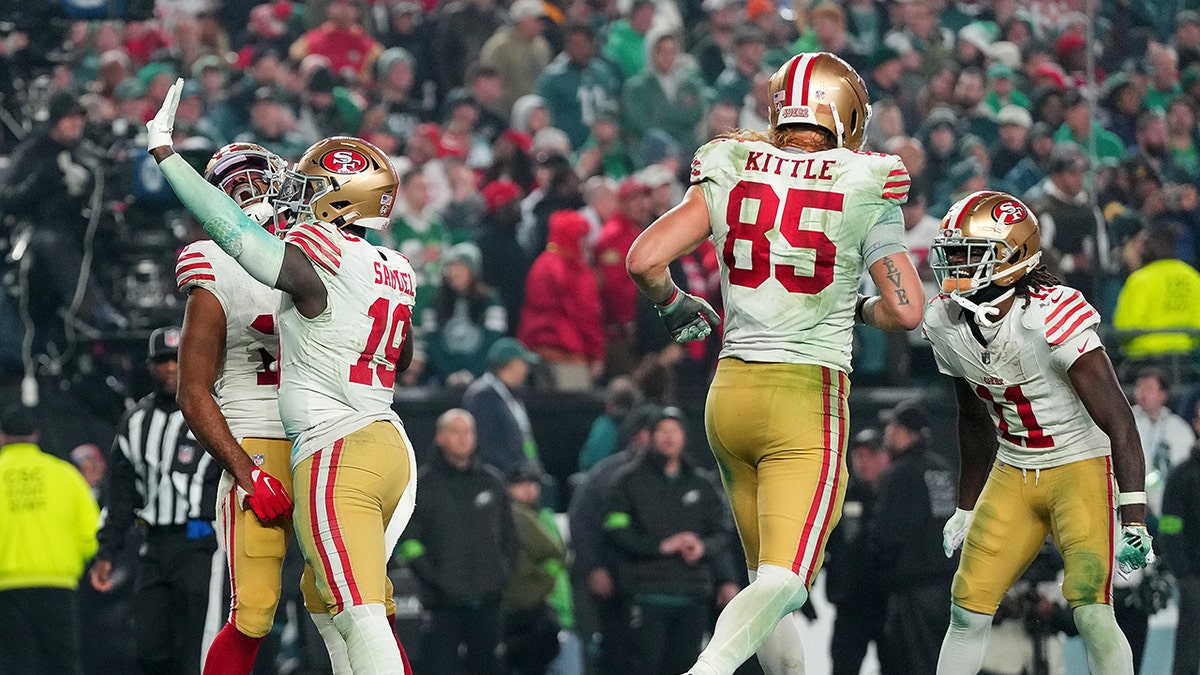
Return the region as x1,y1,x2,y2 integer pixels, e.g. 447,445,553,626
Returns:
510,0,546,20
996,105,1033,129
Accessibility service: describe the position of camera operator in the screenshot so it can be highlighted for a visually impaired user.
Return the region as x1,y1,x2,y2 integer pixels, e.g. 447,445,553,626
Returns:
0,90,125,349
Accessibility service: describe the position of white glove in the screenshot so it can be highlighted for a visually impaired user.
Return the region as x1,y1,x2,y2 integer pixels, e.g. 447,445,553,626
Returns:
146,77,184,151
57,150,90,196
1115,523,1155,578
942,508,973,558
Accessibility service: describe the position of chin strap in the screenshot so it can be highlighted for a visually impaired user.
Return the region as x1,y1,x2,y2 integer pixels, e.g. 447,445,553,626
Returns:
948,288,1014,329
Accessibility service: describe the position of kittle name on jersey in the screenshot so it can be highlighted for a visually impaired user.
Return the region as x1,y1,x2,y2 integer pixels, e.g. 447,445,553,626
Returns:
373,260,414,294
744,152,836,180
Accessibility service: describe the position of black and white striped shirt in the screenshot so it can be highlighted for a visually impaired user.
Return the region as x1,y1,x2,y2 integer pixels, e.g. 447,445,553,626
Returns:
97,392,220,558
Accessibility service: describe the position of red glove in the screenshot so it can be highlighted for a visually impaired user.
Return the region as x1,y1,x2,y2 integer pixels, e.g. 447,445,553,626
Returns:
236,468,293,522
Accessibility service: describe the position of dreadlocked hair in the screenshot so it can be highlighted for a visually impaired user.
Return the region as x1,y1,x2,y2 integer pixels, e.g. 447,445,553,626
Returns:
1013,264,1061,308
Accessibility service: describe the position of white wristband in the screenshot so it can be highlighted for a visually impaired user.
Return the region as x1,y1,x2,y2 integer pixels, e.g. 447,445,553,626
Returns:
1117,491,1147,506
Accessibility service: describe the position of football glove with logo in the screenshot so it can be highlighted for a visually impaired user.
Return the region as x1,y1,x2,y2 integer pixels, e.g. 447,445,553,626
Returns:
1115,523,1154,577
237,468,293,522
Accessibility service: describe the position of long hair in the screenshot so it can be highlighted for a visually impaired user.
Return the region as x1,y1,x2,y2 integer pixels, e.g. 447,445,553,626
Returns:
721,125,837,151
1013,264,1061,307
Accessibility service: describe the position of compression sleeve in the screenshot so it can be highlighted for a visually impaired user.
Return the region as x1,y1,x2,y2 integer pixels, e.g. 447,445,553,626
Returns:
861,204,908,267
158,153,285,288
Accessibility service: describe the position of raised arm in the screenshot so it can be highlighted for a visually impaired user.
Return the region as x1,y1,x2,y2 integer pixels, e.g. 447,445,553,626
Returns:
147,79,325,315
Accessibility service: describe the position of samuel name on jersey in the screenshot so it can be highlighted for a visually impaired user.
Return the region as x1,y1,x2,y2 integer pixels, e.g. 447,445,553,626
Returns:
277,219,417,467
690,137,910,371
176,240,286,440
923,285,1111,468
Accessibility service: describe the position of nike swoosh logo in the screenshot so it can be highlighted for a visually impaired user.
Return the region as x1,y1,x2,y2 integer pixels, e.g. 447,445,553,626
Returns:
1078,340,1089,353
1051,292,1063,303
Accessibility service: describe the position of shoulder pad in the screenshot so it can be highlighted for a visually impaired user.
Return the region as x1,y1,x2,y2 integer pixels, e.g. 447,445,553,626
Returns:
879,154,910,205
176,241,219,292
285,222,343,275
690,138,737,186
1036,286,1100,346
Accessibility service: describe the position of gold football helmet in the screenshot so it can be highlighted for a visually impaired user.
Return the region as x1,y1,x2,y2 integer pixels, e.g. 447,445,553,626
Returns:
931,190,1042,297
279,136,399,230
768,52,871,151
205,142,287,213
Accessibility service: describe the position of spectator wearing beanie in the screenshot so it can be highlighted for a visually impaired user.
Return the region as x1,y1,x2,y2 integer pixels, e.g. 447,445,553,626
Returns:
369,47,429,143
413,243,509,387
990,104,1034,180
518,209,605,391
477,179,532,326
983,62,1031,114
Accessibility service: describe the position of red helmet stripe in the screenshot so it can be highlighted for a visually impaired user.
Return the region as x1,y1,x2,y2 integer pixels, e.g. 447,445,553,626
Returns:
782,55,804,109
953,191,991,232
796,54,819,106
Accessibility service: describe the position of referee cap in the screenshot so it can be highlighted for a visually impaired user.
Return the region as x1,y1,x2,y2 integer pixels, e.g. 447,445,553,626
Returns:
148,326,182,362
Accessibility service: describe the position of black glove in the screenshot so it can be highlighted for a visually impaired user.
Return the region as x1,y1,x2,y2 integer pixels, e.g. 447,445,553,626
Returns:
657,286,720,343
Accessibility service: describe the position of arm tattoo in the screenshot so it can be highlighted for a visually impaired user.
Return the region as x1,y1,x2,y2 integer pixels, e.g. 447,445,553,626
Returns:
895,288,909,306
883,257,902,289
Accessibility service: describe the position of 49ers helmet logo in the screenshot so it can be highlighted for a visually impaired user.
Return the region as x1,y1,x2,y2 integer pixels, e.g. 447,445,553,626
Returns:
991,200,1027,225
319,149,369,174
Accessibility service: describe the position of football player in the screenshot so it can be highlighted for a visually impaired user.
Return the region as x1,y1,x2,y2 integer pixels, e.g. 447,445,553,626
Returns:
150,80,417,675
176,142,364,674
626,52,925,675
925,191,1151,675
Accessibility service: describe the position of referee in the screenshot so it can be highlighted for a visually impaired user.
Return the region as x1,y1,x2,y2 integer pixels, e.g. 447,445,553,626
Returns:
88,326,223,675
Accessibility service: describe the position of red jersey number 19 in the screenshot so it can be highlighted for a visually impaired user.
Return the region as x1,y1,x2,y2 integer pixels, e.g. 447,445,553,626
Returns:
349,297,411,388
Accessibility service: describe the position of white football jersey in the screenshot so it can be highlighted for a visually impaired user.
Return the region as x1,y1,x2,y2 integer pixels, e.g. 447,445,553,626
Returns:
278,220,416,467
922,286,1111,469
691,138,910,371
176,240,286,439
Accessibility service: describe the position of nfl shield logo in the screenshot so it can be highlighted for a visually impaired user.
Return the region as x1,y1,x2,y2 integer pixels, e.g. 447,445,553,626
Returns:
981,351,991,365
252,453,265,466
177,444,195,464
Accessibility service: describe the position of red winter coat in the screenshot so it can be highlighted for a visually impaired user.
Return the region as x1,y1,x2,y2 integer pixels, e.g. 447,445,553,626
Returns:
518,210,606,361
595,212,642,334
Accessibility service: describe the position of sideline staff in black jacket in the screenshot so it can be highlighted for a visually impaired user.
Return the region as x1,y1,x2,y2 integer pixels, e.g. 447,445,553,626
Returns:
867,401,958,675
602,406,733,674
397,408,517,675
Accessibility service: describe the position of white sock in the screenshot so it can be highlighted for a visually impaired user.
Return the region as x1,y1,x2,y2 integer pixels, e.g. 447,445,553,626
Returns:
310,611,352,674
1073,604,1134,675
935,604,993,675
746,568,806,675
690,565,808,675
331,603,402,675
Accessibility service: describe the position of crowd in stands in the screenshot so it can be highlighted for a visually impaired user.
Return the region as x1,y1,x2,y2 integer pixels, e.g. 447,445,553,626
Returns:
3,0,1200,672
3,0,1200,392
